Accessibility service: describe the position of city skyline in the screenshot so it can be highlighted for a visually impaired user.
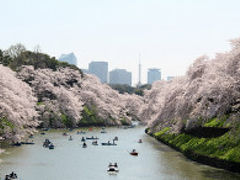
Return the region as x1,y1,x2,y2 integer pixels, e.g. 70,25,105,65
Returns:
59,52,166,85
82,59,166,86
1,1,240,84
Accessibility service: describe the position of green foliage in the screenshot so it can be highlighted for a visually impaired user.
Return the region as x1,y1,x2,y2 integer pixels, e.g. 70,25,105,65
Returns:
134,89,144,96
154,127,170,137
109,84,151,96
0,48,83,75
204,116,228,128
83,106,92,116
61,114,73,128
78,105,105,126
37,102,44,106
120,117,129,125
0,49,13,66
0,116,14,130
154,123,240,163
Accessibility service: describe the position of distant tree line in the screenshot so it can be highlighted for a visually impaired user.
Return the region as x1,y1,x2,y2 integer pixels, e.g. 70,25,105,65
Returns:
0,43,82,75
109,84,151,96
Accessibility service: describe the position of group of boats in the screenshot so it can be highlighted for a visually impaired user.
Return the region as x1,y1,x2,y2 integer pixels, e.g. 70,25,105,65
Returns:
8,126,142,177
81,137,117,147
12,134,35,146
46,128,142,174
101,139,117,146
12,140,34,146
4,172,18,180
80,135,118,147
77,130,86,135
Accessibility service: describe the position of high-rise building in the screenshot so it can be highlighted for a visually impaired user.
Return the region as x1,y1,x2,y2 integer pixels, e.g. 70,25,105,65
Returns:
59,52,77,66
137,54,141,87
167,76,174,81
147,68,161,84
88,61,108,83
109,69,132,86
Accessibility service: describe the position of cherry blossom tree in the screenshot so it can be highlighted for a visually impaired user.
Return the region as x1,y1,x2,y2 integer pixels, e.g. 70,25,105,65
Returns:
0,65,39,142
17,66,144,128
144,38,240,133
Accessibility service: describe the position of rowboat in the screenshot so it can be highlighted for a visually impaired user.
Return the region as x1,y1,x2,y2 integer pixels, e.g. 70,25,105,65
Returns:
102,141,117,146
4,172,18,180
82,142,87,148
107,163,119,173
86,136,99,140
130,149,138,156
92,140,98,145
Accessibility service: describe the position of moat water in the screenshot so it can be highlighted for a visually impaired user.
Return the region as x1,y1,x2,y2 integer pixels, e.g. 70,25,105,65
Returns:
0,126,239,180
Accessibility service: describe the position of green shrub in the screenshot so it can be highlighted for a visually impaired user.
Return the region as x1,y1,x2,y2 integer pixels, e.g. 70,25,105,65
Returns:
154,122,240,163
154,127,170,137
0,49,83,75
0,116,14,130
37,102,44,106
78,105,105,126
120,117,129,125
61,114,73,127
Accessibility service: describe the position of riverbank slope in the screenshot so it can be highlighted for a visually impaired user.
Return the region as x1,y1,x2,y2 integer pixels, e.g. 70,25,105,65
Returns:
146,116,240,172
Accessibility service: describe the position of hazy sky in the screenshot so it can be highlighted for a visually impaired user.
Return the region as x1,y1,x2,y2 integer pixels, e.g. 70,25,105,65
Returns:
1,0,240,85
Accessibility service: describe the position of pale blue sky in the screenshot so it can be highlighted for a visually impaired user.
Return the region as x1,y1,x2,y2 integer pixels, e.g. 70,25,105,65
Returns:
1,0,240,85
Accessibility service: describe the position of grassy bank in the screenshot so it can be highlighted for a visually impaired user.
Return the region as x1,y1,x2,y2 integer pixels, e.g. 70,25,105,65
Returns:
146,117,240,172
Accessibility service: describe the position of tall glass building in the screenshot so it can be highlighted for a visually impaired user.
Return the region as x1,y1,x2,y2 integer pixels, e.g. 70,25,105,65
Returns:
59,52,77,66
147,68,161,84
88,61,108,83
109,69,132,86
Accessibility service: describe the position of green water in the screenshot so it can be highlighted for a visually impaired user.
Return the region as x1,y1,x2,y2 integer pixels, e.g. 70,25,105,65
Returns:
0,126,239,180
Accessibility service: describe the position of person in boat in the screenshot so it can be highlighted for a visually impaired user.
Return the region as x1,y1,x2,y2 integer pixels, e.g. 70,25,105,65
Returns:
5,174,10,180
63,132,68,136
29,134,34,138
107,162,119,172
81,137,85,142
49,143,54,149
130,149,138,156
108,140,110,144
43,139,51,147
83,142,87,147
10,171,17,178
114,136,118,141
92,140,98,145
69,136,73,140
5,171,18,180
138,139,143,143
